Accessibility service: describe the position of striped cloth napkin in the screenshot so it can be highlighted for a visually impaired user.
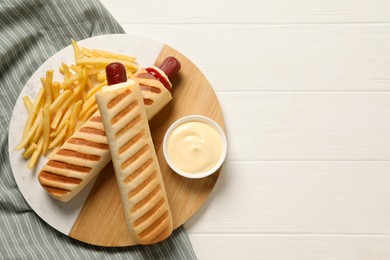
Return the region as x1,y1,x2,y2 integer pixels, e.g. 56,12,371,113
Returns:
0,0,197,259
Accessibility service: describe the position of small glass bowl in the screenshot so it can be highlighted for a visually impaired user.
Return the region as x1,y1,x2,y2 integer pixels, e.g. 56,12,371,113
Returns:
162,115,227,179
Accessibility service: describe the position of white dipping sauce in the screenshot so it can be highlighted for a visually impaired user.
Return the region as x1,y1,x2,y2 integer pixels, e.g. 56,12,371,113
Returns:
167,121,222,174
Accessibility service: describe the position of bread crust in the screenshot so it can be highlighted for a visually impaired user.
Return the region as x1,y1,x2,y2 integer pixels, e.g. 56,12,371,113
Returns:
96,80,173,244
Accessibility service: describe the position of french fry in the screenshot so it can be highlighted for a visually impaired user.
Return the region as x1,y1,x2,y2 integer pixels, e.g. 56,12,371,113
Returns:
87,80,106,99
22,143,37,159
23,96,32,112
51,109,65,130
49,89,72,113
86,77,93,91
75,119,85,131
31,119,43,145
46,70,54,86
80,89,87,102
92,49,136,61
60,69,82,90
79,94,96,119
50,108,71,138
42,104,51,155
82,67,87,87
76,104,98,131
72,83,84,98
48,125,67,150
41,78,52,105
79,103,98,123
51,94,75,130
45,69,54,104
70,65,82,73
61,63,70,80
81,47,99,58
28,137,43,169
76,57,137,71
66,100,82,140
71,38,81,62
16,110,43,150
87,67,105,76
51,81,60,100
96,71,106,82
23,89,44,137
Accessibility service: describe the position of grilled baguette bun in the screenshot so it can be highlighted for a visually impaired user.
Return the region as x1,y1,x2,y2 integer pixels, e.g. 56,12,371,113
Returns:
96,80,173,244
38,71,174,202
132,67,172,119
38,111,110,202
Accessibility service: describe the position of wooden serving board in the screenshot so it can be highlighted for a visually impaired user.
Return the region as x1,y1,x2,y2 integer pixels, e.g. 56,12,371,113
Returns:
68,44,225,246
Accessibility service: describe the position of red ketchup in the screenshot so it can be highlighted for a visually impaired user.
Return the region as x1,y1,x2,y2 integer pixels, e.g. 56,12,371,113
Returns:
105,57,181,90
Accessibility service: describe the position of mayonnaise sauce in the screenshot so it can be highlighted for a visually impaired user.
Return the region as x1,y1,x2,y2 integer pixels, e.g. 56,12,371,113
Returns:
167,121,222,174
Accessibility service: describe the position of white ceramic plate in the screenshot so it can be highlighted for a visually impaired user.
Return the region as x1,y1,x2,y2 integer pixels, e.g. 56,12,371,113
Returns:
8,34,165,236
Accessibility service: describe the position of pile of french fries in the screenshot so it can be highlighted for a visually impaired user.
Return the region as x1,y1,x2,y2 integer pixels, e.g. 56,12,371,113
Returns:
16,39,138,169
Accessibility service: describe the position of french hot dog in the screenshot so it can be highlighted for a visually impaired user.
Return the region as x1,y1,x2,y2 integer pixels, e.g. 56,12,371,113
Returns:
38,57,181,202
96,80,173,244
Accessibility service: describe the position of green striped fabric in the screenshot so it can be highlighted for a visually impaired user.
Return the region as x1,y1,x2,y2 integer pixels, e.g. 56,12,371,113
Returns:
0,0,197,259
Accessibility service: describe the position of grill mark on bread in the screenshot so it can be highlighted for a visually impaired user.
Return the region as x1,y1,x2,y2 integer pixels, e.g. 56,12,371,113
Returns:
107,89,131,109
132,198,164,227
111,100,138,125
121,145,149,170
47,160,91,173
57,149,101,161
138,211,169,238
143,99,153,105
40,171,82,184
150,226,170,243
115,115,142,138
79,127,105,136
68,138,109,150
135,73,156,80
130,184,161,213
140,84,161,94
124,158,153,184
119,130,145,154
42,185,70,195
127,171,157,199
90,116,102,122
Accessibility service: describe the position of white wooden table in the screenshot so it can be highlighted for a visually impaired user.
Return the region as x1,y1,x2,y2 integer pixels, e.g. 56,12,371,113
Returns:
100,1,390,259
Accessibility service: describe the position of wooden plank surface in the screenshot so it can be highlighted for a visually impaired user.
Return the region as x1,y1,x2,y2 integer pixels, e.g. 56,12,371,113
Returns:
186,161,390,234
99,0,390,258
218,92,390,161
68,44,225,246
122,25,390,91
100,0,390,24
189,234,390,260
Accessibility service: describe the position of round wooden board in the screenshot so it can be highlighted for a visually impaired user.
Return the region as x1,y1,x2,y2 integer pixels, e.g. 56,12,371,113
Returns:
68,44,225,246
